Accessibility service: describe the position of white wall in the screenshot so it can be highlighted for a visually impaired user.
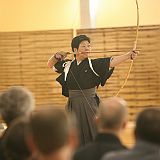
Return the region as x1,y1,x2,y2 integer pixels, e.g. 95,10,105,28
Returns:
0,0,80,31
0,0,159,31
95,0,160,28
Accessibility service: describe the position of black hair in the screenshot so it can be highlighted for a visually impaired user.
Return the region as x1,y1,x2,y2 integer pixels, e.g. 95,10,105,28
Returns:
30,108,73,155
3,118,31,160
71,35,90,52
135,107,160,145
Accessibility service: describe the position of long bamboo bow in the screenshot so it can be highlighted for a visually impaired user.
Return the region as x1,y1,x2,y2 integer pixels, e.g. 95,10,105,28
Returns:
57,0,140,113
115,0,139,96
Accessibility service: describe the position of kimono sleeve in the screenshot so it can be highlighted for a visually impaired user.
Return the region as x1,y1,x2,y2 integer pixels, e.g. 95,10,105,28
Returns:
92,58,114,86
54,60,67,73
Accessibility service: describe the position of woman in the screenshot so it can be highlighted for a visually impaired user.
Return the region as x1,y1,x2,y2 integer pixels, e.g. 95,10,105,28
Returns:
47,35,138,146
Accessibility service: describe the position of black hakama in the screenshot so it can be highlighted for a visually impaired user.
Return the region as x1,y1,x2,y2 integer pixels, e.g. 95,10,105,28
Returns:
55,58,114,146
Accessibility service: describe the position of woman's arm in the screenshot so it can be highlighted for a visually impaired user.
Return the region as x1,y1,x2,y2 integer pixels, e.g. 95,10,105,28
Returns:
110,50,138,68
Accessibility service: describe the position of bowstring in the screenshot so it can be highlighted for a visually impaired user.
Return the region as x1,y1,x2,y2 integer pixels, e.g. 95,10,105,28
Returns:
70,66,98,115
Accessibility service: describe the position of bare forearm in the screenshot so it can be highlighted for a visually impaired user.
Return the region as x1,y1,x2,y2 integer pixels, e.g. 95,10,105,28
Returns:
47,55,58,68
110,52,132,67
47,51,67,68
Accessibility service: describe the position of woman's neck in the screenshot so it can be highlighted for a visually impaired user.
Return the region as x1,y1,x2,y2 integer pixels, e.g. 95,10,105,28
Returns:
76,56,87,63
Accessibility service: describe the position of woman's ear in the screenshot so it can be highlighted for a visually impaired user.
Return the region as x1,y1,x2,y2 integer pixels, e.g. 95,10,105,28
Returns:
73,48,78,54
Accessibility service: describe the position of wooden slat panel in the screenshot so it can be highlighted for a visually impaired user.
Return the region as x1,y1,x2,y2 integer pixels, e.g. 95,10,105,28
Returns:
0,29,73,108
77,25,160,121
0,25,160,122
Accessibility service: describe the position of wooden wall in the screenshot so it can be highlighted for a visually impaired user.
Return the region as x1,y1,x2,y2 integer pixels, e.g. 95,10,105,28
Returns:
0,29,73,106
0,25,160,121
77,25,160,120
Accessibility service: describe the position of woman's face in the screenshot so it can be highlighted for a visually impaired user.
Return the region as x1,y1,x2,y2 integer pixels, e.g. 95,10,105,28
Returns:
74,40,91,60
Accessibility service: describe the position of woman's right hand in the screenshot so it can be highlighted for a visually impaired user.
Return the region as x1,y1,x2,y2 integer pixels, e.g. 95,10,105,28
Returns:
55,51,67,60
47,51,67,68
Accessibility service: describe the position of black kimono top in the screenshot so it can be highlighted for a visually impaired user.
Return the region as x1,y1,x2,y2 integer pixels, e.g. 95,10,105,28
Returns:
54,58,114,97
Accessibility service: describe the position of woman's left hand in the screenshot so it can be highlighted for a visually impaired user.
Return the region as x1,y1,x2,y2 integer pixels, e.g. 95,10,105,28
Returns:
130,50,139,60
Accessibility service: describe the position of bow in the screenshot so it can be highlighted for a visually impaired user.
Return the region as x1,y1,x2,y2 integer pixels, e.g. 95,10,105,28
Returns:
65,0,140,111
115,0,139,96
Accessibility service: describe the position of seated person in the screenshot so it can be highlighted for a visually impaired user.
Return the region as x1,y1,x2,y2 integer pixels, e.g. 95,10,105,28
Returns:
102,107,160,160
28,107,78,160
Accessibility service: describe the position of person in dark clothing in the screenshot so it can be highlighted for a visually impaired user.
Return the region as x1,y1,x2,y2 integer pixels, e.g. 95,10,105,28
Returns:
2,117,31,160
47,35,138,146
0,86,35,160
27,107,78,160
73,97,128,160
102,107,160,160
